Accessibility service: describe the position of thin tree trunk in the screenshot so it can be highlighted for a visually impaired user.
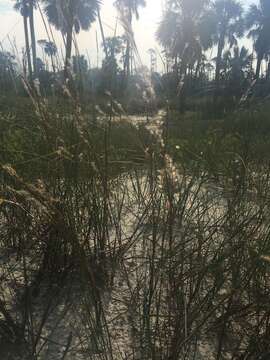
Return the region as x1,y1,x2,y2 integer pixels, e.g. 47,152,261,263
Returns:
29,0,37,77
97,9,108,59
50,54,56,74
255,52,263,80
125,8,132,80
266,60,270,81
125,39,131,78
174,55,179,79
130,48,134,75
215,32,225,97
64,0,75,80
194,57,201,80
64,24,73,79
23,12,32,80
178,46,188,113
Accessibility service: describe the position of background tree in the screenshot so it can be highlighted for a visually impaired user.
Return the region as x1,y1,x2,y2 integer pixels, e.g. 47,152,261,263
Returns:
101,36,125,93
207,0,244,95
36,57,45,73
157,0,212,81
14,0,37,77
246,0,270,80
28,0,37,76
221,46,253,97
14,0,33,79
38,39,58,72
156,0,212,110
0,51,17,91
72,54,89,93
43,0,100,78
114,0,146,79
72,54,88,75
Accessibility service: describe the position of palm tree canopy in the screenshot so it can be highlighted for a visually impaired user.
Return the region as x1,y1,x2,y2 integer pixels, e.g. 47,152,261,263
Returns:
114,0,146,20
104,36,125,58
42,0,101,34
207,0,244,48
72,55,88,74
156,0,211,60
156,10,179,52
168,0,209,18
246,0,270,59
38,39,58,56
222,46,252,76
0,51,17,71
14,0,35,17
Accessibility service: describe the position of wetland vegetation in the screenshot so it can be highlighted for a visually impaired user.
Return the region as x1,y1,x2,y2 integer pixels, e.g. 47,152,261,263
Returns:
1,0,270,359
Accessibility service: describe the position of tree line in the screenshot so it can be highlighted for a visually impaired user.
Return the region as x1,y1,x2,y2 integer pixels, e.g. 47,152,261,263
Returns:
0,0,269,108
157,0,270,99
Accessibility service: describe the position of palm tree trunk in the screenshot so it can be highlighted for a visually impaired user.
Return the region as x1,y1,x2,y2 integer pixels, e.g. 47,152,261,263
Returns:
64,23,73,79
215,33,225,96
64,0,75,80
29,0,37,77
195,57,201,79
178,46,189,113
50,54,56,74
266,61,270,81
23,11,32,80
255,52,263,80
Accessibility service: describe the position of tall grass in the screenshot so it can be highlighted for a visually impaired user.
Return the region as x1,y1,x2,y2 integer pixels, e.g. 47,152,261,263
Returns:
1,51,270,360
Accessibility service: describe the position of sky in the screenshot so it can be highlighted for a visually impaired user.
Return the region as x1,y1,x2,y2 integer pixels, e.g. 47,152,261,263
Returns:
0,0,258,71
0,0,165,69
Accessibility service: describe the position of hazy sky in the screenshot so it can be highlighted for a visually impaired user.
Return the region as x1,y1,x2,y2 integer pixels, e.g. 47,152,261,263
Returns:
0,0,258,70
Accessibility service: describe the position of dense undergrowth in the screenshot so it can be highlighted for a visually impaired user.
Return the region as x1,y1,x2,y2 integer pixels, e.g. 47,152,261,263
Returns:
1,83,270,359
2,0,270,356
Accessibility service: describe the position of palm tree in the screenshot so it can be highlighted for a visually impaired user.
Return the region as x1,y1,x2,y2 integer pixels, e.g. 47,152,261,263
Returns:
223,46,252,78
0,51,17,90
72,54,88,75
156,0,211,80
14,0,37,77
156,9,181,68
156,0,212,111
204,0,244,98
28,0,37,76
246,0,270,80
103,36,124,76
14,0,32,79
36,57,45,73
42,0,100,77
38,39,57,72
208,0,244,94
222,46,253,96
104,36,124,60
114,0,146,78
